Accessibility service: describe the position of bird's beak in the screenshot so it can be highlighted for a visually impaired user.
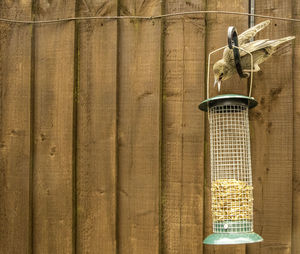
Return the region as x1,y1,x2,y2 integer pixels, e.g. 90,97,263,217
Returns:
214,78,222,92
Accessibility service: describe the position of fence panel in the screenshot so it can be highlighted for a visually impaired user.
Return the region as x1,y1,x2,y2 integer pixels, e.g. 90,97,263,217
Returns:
0,1,33,253
32,1,76,253
76,0,118,253
204,0,249,253
247,1,293,254
117,1,162,253
0,1,298,253
292,1,300,253
161,0,206,253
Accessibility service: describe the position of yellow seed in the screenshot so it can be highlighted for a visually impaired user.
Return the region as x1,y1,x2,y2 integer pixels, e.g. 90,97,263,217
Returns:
211,179,253,221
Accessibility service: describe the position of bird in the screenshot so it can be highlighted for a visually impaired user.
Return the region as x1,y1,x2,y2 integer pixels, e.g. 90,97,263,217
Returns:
213,20,295,91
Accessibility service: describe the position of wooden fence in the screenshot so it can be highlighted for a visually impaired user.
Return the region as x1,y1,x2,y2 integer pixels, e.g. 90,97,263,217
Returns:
0,0,299,253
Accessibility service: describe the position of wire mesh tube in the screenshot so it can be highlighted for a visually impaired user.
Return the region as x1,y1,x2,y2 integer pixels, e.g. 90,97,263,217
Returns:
209,103,254,233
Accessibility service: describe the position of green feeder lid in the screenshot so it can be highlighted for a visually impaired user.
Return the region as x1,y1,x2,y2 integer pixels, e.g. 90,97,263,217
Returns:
199,94,258,112
203,232,263,245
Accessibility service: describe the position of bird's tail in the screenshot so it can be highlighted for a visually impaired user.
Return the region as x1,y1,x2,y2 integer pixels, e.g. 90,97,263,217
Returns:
277,36,295,43
272,36,295,48
271,36,296,55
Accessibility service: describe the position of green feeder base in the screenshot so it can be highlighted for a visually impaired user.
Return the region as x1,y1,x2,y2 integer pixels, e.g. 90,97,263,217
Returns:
203,232,263,245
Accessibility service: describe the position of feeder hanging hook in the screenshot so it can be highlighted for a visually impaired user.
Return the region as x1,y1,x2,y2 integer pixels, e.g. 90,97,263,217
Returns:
227,26,248,78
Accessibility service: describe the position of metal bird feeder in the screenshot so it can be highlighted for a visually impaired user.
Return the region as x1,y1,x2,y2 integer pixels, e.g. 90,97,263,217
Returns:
199,27,263,245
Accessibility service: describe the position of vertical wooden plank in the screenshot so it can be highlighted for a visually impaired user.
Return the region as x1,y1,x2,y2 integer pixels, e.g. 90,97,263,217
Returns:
204,2,248,254
161,1,205,253
0,1,32,253
76,0,118,253
292,2,300,253
33,1,76,253
118,1,162,253
247,2,293,254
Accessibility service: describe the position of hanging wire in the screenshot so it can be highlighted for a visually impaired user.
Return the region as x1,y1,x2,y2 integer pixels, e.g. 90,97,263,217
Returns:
0,10,300,24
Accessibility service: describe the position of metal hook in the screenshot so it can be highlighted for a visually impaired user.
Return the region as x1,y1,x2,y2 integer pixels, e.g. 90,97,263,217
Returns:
227,26,248,78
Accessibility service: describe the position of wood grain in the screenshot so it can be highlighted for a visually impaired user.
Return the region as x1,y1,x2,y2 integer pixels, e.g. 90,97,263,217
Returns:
0,1,32,253
247,2,293,254
32,1,76,253
76,0,118,253
292,2,300,254
161,1,205,253
117,0,162,253
0,1,299,253
204,1,248,254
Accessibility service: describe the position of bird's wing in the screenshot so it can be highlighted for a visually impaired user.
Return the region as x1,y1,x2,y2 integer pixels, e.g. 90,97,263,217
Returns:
240,39,271,56
239,39,280,69
240,37,295,69
222,36,295,69
221,40,269,63
240,36,295,57
238,20,270,45
223,39,275,64
222,20,270,62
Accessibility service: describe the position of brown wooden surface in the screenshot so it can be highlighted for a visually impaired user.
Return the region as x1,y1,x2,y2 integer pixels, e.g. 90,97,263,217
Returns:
32,1,76,253
0,1,299,253
292,2,300,254
204,1,248,254
247,2,293,254
117,0,162,253
161,1,205,253
0,1,32,253
76,0,118,253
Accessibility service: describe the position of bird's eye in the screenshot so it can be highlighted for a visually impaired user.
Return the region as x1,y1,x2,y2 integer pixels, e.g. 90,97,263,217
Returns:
219,73,224,80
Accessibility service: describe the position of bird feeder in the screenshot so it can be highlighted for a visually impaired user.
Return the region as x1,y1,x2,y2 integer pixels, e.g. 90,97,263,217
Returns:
199,27,263,245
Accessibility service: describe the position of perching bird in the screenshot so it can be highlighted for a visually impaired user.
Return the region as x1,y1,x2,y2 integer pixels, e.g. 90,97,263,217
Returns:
213,20,295,91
